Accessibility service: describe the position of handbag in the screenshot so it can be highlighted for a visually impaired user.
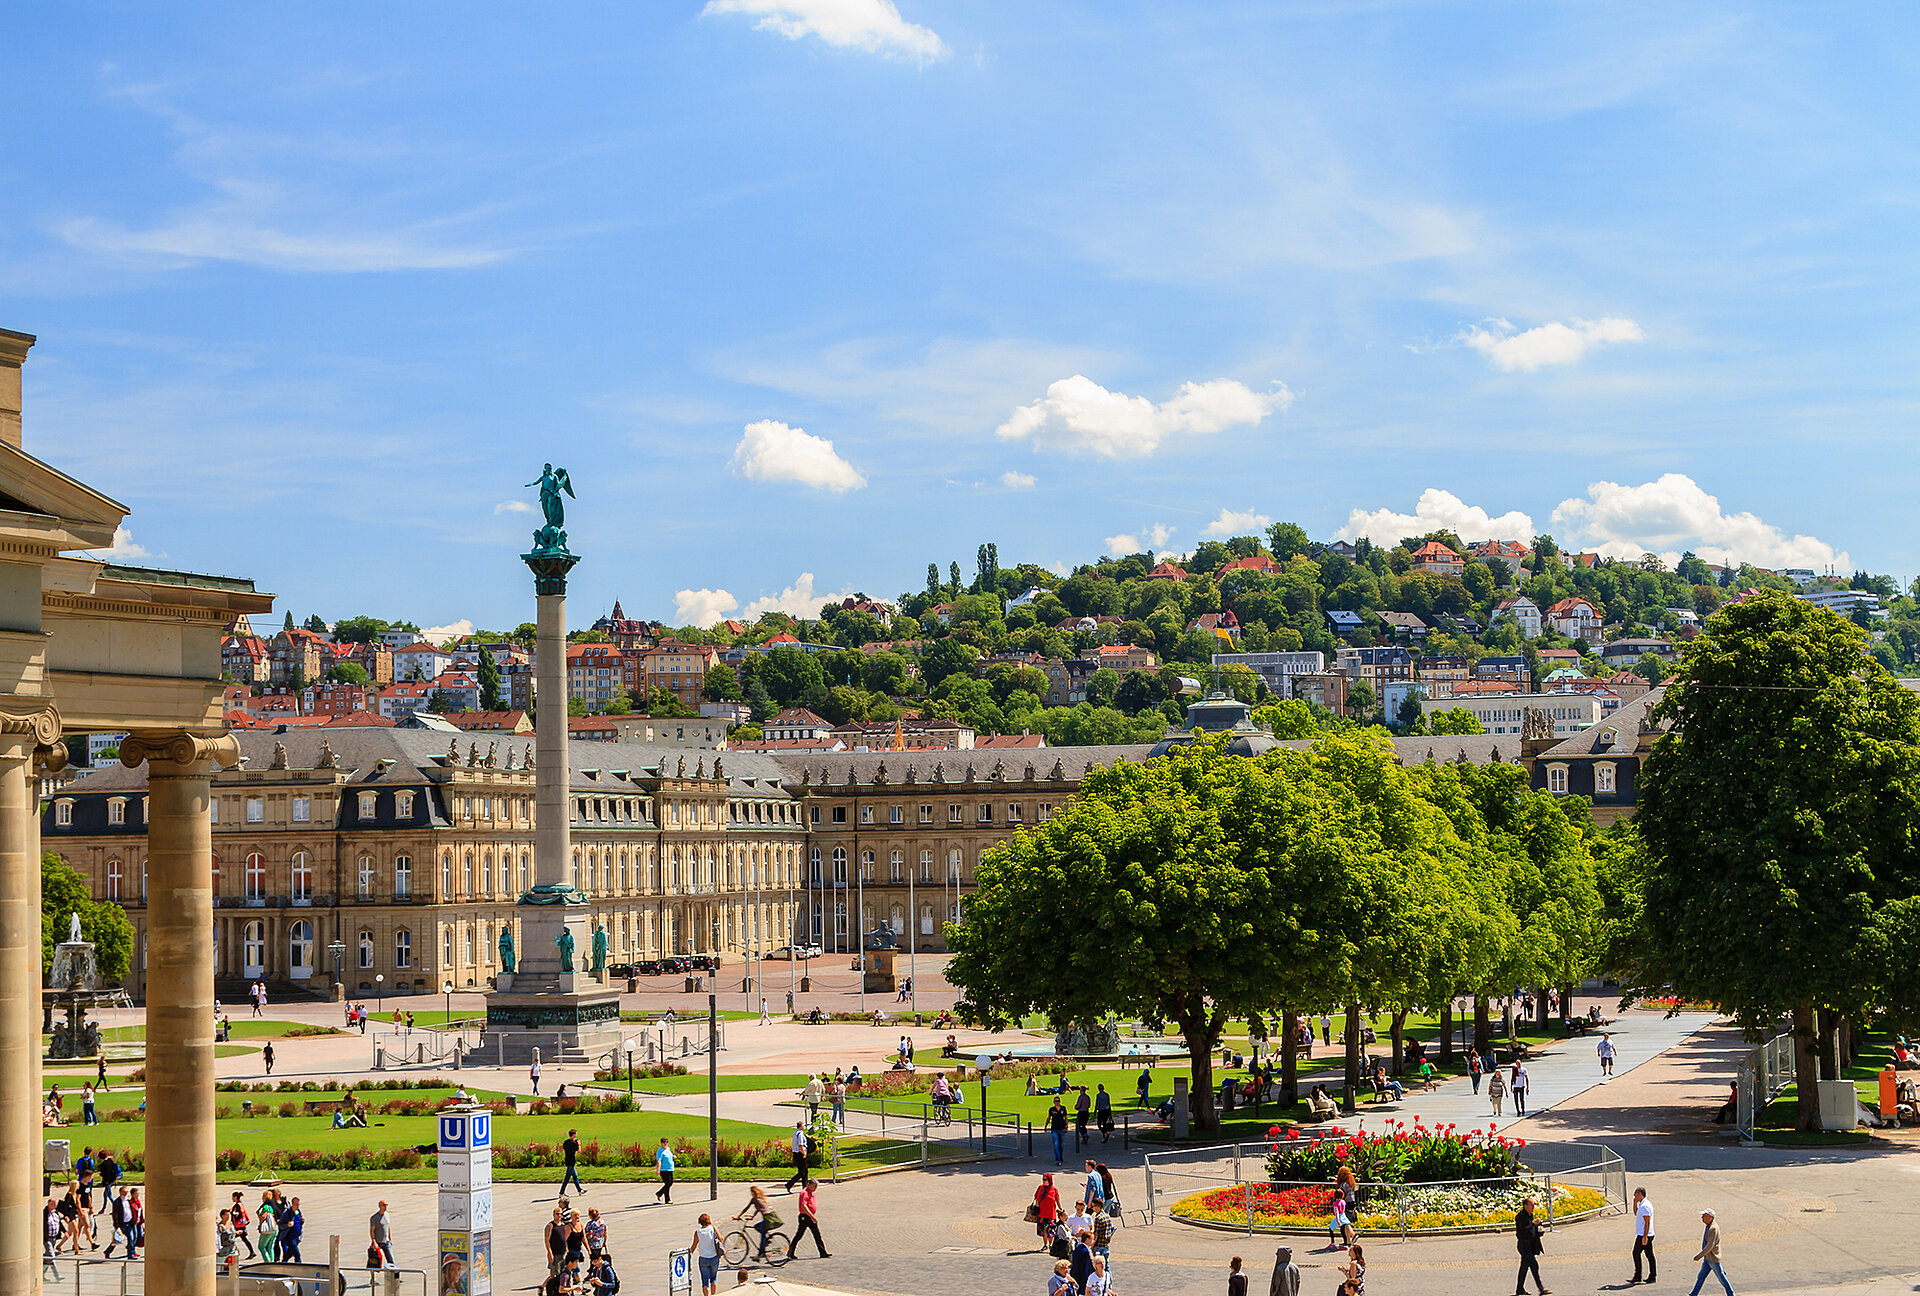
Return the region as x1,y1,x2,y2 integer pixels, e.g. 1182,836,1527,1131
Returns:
763,1211,783,1230
1024,1204,1041,1223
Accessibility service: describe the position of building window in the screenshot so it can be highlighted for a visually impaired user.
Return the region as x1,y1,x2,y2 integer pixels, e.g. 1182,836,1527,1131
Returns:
1595,763,1616,794
397,792,414,818
919,805,932,824
918,850,933,883
290,852,312,903
948,848,962,883
977,804,991,824
948,804,962,824
395,929,412,968
1008,803,1022,822
860,806,873,824
1547,765,1568,795
889,850,903,883
395,854,412,898
54,800,72,827
358,792,377,820
292,797,309,822
245,853,267,901
482,852,494,895
243,922,265,973
289,921,314,976
358,857,375,899
445,928,455,968
832,847,847,884
889,806,902,825
246,798,264,823
465,927,475,965
860,850,874,883
106,858,122,900
920,903,934,936
832,806,847,824
106,798,126,826
358,930,374,969
210,799,218,824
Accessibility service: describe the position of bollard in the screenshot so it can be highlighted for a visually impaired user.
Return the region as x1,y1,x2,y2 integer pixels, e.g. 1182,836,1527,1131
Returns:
330,1233,342,1296
1027,1120,1034,1157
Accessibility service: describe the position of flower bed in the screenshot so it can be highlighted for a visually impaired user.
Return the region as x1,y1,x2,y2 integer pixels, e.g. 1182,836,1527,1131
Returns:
1171,1179,1607,1231
593,1062,689,1082
1264,1118,1525,1183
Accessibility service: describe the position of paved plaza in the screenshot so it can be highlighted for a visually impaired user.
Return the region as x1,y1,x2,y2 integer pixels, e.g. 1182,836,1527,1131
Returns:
62,979,1920,1296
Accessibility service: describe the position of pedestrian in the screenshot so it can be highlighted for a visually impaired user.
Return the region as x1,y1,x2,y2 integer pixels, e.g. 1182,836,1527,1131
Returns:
794,1178,831,1258
96,1056,109,1092
43,1198,62,1280
255,1198,277,1263
1488,1064,1507,1115
262,1041,275,1077
783,1120,810,1192
1598,1033,1618,1077
801,1074,824,1123
1510,1062,1529,1117
1134,1069,1150,1109
531,1059,542,1095
229,1193,256,1259
370,1199,395,1268
655,1137,676,1204
1321,1015,1331,1046
785,990,794,1015
1469,1050,1483,1094
1074,1086,1092,1148
1342,1244,1366,1296
82,1083,97,1125
1049,1259,1076,1296
562,1128,586,1196
1097,1163,1120,1219
277,1196,303,1264
693,1214,723,1296
1228,1255,1247,1296
1048,1098,1069,1166
1070,1227,1094,1292
759,997,770,1025
1033,1174,1062,1245
1084,1253,1111,1296
587,1249,620,1296
358,1004,368,1035
98,1152,122,1215
1327,1196,1351,1252
125,1188,143,1260
217,1209,238,1266
545,1205,568,1278
830,1077,847,1127
1513,1196,1547,1296
1688,1208,1734,1295
104,1188,133,1259
1090,1195,1115,1273
1628,1187,1655,1284
585,1206,606,1258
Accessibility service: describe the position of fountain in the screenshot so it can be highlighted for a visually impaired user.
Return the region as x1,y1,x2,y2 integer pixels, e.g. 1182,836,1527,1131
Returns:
43,911,107,1059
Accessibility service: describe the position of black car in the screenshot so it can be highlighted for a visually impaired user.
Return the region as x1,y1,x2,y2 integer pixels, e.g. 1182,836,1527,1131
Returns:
690,955,718,973
633,959,663,976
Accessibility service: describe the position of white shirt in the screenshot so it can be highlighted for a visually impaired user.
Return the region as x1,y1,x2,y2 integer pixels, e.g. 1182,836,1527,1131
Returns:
1065,1211,1092,1238
1636,1199,1654,1237
791,1128,808,1154
1598,1038,1617,1058
695,1225,721,1258
1511,1066,1528,1089
1085,1273,1111,1296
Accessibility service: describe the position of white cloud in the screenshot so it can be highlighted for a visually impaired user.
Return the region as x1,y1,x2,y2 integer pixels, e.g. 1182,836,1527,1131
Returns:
83,526,152,562
494,500,536,515
1203,507,1272,538
998,471,1036,490
1550,474,1851,571
701,0,948,61
996,376,1291,459
1459,316,1645,372
1104,523,1176,557
63,213,508,274
728,419,867,492
1337,490,1537,546
1047,561,1072,577
743,572,861,620
675,588,741,627
421,619,474,646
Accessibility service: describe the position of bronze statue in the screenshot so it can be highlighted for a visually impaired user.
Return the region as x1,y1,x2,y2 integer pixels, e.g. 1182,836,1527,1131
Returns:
525,464,576,555
498,926,516,973
591,923,608,975
555,926,576,973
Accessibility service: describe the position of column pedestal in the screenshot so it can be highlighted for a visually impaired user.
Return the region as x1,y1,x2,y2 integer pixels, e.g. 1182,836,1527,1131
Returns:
123,730,239,1296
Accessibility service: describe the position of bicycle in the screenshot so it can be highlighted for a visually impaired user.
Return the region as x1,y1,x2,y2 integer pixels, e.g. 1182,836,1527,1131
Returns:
721,1228,791,1267
930,1100,952,1128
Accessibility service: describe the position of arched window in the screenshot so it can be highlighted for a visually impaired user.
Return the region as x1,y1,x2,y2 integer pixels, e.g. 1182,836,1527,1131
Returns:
918,904,934,936
394,854,412,898
243,921,265,975
464,853,475,896
519,850,530,895
288,920,314,976
106,858,122,900
831,847,846,884
810,849,821,887
860,850,874,883
444,927,455,968
947,848,961,883
481,851,493,895
395,929,412,969
358,930,374,969
245,852,267,901
290,851,312,903
440,853,452,896
889,850,903,883
889,903,904,934
358,857,375,899
465,926,475,966
918,850,933,883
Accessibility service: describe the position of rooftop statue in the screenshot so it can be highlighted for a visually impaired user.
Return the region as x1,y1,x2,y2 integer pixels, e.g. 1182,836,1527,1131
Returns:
525,463,576,556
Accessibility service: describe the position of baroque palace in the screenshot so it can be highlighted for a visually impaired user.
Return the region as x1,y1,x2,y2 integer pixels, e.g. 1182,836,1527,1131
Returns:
44,695,1643,1001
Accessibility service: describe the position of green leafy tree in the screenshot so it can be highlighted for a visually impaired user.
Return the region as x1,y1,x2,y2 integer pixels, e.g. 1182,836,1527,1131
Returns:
643,687,694,718
425,689,453,714
1632,653,1666,685
703,664,744,703
1253,699,1322,740
1266,522,1311,562
760,645,828,706
332,615,388,644
744,677,775,723
1085,667,1120,709
601,686,634,715
282,611,295,633
566,696,589,717
919,638,978,690
42,852,133,982
325,662,371,687
303,614,328,634
478,649,503,710
1427,707,1486,735
1346,681,1376,721
1636,592,1920,1129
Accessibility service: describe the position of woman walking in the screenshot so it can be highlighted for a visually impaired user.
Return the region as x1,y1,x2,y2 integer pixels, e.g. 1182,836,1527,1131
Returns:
692,1215,723,1296
1488,1066,1507,1116
1033,1174,1062,1247
1343,1244,1367,1295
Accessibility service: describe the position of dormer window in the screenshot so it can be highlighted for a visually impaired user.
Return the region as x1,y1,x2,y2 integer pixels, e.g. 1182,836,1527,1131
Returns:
396,792,414,818
359,792,377,819
1595,762,1617,794
54,800,72,827
1547,764,1569,795
107,798,125,826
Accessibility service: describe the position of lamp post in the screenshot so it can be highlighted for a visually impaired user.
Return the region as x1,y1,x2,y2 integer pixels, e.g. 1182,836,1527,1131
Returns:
327,938,345,1001
623,1037,637,1098
375,973,384,1016
443,980,454,1034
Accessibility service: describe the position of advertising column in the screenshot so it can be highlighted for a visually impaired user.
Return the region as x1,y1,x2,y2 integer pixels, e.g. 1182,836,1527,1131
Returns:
437,1106,494,1296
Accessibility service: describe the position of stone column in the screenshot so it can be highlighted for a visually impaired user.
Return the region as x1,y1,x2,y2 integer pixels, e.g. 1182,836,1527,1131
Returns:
533,590,570,889
122,731,240,1296
0,703,59,1296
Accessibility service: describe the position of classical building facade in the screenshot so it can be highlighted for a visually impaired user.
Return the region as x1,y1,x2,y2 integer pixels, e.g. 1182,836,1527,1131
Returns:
46,730,807,1000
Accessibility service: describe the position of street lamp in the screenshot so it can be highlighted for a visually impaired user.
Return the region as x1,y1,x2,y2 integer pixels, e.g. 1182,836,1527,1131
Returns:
327,938,345,1001
374,974,384,1016
443,980,454,1033
623,1037,637,1098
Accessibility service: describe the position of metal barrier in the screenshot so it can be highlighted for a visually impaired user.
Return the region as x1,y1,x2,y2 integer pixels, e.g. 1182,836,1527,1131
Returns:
826,1110,1024,1180
42,1258,428,1296
1141,1138,1626,1237
370,1024,473,1070
595,1018,727,1073
1736,1028,1794,1142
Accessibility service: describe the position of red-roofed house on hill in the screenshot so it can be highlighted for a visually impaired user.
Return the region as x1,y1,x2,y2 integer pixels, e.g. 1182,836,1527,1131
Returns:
1548,597,1604,640
376,680,436,721
268,628,327,685
223,634,270,684
1092,643,1158,674
392,641,453,682
1144,561,1189,582
567,715,618,742
765,708,833,742
303,682,374,718
590,600,654,650
1218,554,1283,577
1411,541,1465,577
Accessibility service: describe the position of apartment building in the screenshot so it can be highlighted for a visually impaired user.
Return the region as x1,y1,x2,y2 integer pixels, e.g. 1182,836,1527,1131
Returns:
1421,690,1602,738
1211,650,1325,700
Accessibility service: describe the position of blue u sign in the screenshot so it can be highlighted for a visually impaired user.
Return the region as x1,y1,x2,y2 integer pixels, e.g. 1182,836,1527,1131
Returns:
471,1112,490,1148
439,1115,466,1150
440,1113,492,1150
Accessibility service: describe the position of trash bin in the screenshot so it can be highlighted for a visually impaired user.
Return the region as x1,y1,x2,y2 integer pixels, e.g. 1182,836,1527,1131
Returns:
684,977,697,993
800,976,811,993
627,976,637,994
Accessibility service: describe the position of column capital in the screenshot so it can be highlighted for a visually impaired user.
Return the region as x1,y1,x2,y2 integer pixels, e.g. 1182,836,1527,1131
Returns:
120,730,242,771
0,698,60,748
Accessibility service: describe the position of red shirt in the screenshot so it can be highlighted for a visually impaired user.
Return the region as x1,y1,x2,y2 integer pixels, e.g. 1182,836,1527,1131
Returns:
798,1186,818,1217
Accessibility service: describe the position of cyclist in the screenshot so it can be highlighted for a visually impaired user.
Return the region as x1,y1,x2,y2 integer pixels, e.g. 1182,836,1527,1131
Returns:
930,1074,953,1122
732,1187,779,1262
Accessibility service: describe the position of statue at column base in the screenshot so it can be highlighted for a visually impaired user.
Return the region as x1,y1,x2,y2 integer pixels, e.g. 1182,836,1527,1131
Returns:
517,884,590,907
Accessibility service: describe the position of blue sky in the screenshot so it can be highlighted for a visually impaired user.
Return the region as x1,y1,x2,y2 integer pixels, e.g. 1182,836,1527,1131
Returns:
5,2,1918,635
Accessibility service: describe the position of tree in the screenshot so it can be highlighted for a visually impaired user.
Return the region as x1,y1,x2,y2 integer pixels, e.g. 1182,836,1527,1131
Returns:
478,649,503,710
601,686,634,715
425,689,454,714
643,687,692,717
949,561,962,594
282,611,295,633
42,852,133,982
927,564,941,600
1632,653,1666,686
1253,699,1323,740
744,676,775,723
303,614,328,634
1395,691,1424,734
703,664,744,703
325,662,371,687
1346,681,1376,721
1085,667,1120,709
919,638,978,690
1428,707,1486,735
760,646,828,705
1266,522,1311,562
566,696,589,717
332,615,388,644
1636,592,1920,1129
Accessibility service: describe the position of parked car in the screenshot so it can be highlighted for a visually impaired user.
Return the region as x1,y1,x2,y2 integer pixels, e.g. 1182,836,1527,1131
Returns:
690,955,718,972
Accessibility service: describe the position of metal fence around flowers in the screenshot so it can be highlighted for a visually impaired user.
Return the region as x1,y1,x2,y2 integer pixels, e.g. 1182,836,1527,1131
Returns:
1142,1138,1626,1238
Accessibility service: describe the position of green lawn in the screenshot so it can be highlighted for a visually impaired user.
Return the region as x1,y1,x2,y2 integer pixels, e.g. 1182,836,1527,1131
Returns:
1754,1034,1899,1143
49,1019,345,1047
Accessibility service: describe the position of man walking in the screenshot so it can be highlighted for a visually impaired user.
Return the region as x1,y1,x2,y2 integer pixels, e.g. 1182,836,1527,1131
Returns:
262,1041,275,1077
82,1083,97,1126
654,1137,676,1204
783,1121,810,1192
801,1074,824,1123
1689,1208,1734,1295
278,1197,304,1264
1047,1097,1068,1167
1598,1033,1618,1077
530,1059,542,1095
1094,1083,1112,1142
103,1188,133,1259
1510,1061,1529,1117
1074,1086,1092,1149
1320,1015,1331,1046
1134,1070,1150,1110
370,1200,395,1268
561,1129,586,1196
793,1179,831,1258
1514,1195,1548,1296
1628,1187,1655,1284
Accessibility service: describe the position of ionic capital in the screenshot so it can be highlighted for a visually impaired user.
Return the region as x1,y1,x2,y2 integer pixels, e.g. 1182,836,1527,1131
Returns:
120,730,243,771
0,698,61,748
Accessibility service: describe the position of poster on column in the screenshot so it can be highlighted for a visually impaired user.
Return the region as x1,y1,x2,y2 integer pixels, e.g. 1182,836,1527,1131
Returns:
439,1231,470,1295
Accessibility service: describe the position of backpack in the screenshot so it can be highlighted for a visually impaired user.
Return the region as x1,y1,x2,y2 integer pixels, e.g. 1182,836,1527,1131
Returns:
599,1263,621,1294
